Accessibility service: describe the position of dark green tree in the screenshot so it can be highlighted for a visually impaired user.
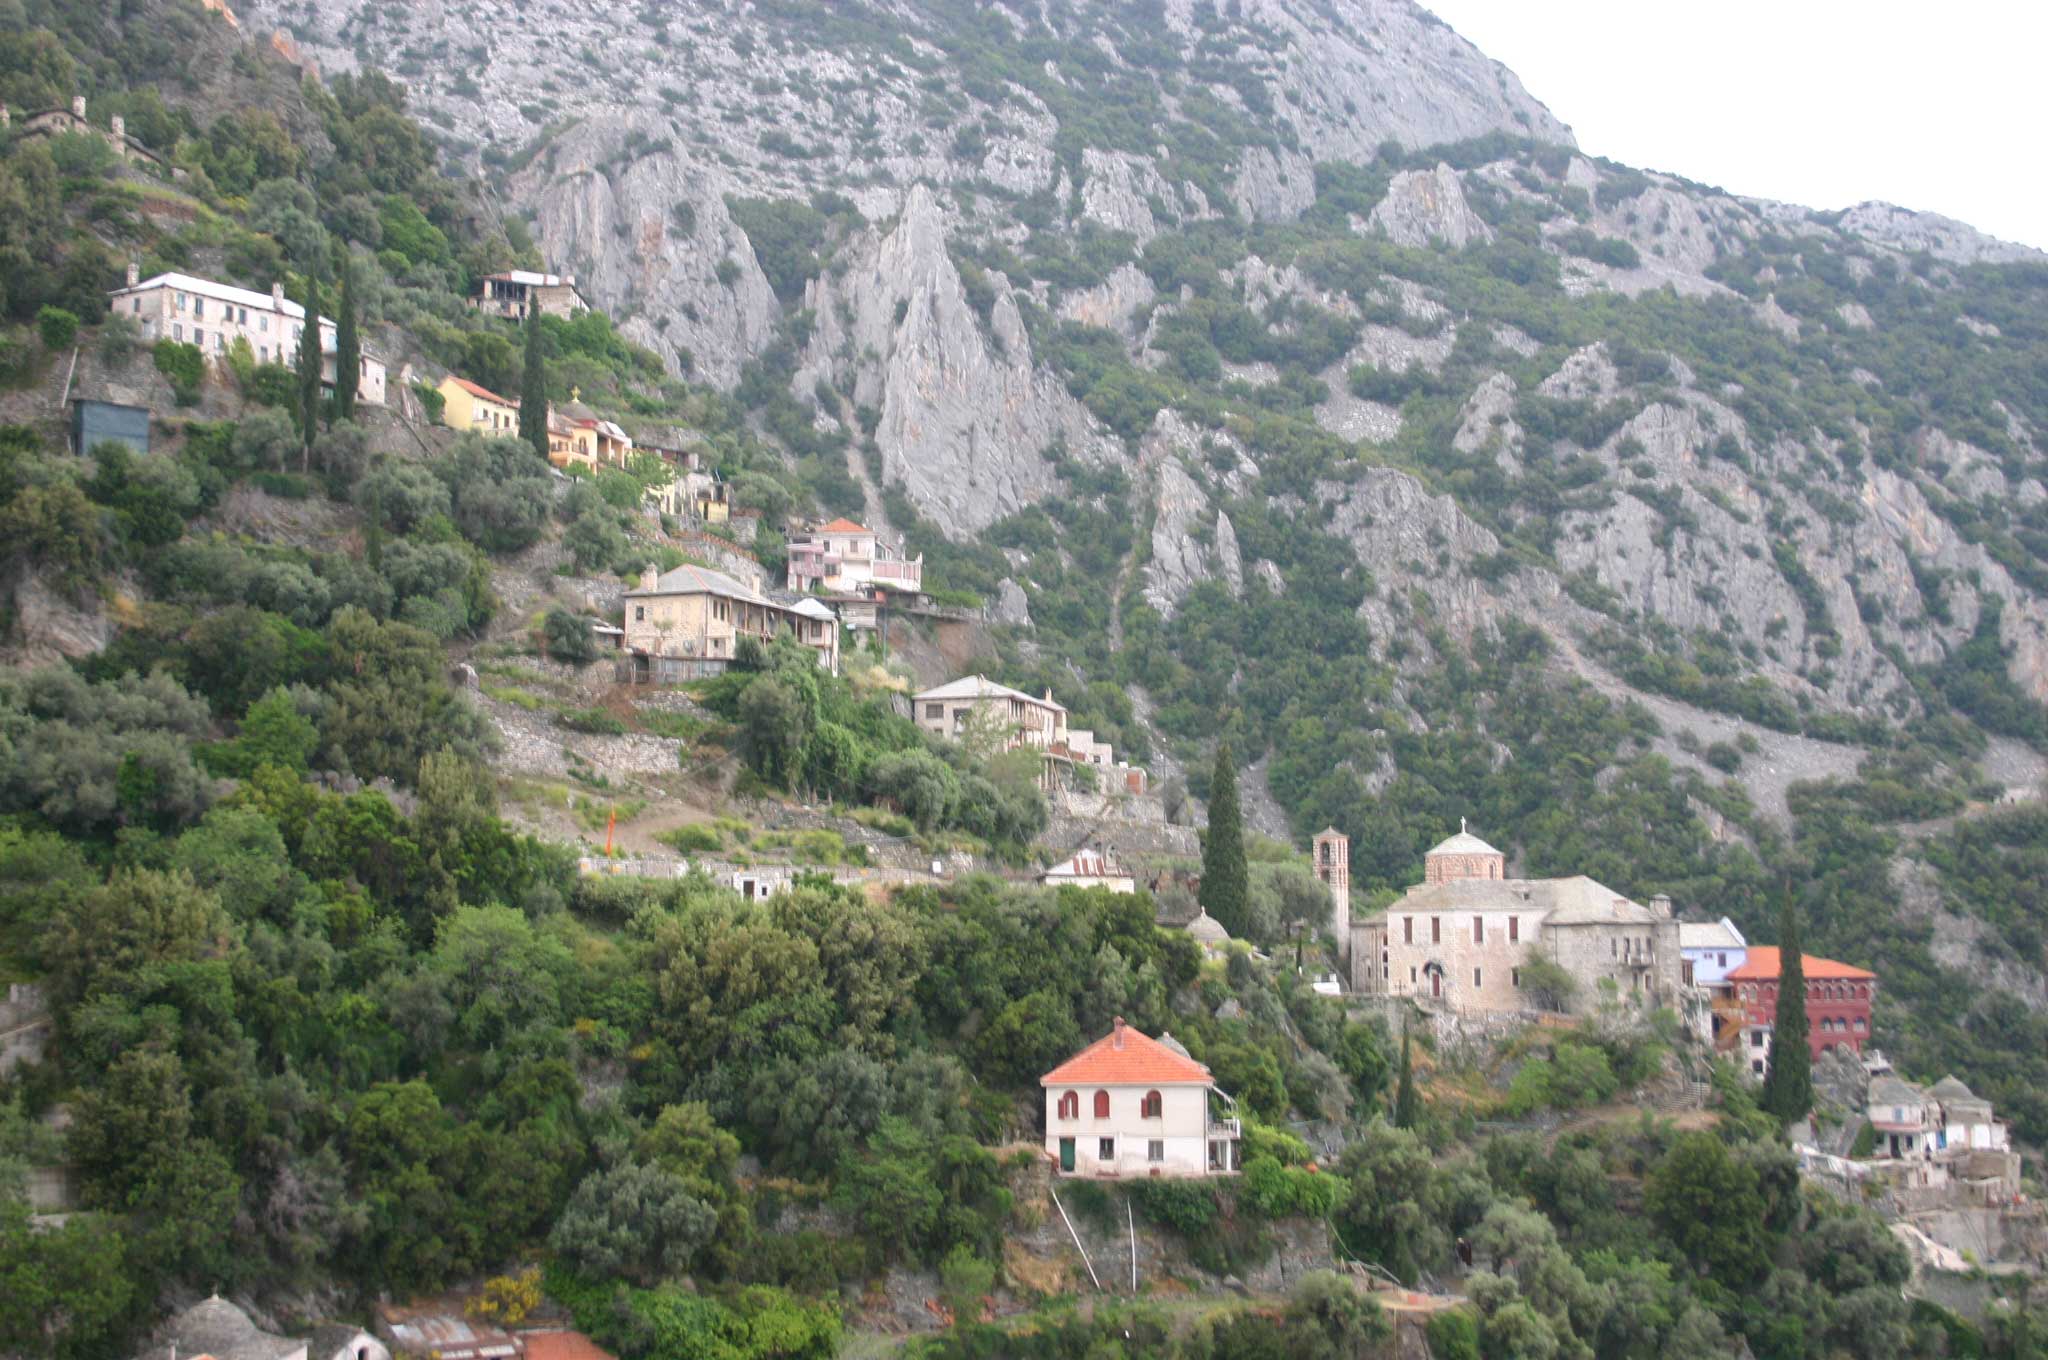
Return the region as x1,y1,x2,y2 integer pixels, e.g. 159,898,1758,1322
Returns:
333,256,360,423
1198,742,1248,936
1393,1021,1418,1129
518,295,548,459
296,276,323,464
1760,899,1813,1122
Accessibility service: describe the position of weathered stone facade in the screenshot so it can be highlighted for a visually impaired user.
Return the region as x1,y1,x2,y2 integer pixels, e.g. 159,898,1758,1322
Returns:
1313,827,1350,956
1350,826,1684,1016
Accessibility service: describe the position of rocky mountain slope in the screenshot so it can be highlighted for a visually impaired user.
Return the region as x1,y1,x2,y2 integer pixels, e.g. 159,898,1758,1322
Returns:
240,0,2048,1120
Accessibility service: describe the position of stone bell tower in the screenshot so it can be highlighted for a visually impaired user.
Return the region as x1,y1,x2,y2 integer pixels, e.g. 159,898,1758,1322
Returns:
1312,827,1350,963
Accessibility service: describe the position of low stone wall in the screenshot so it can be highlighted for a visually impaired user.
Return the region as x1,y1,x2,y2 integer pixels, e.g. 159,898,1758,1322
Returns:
1052,790,1169,825
1042,813,1199,866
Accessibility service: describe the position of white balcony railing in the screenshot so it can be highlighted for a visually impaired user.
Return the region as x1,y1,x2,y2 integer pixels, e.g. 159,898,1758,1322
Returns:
1209,1117,1241,1138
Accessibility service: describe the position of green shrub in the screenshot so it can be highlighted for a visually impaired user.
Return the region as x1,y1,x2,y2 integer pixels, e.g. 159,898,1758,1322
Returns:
153,339,203,404
657,823,724,854
1130,1178,1220,1237
37,306,79,351
1426,1307,1483,1360
244,363,298,409
1239,1155,1341,1218
558,707,627,735
543,608,600,664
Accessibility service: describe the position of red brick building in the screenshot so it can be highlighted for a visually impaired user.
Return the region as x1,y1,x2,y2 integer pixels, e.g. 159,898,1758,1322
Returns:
1725,946,1877,1077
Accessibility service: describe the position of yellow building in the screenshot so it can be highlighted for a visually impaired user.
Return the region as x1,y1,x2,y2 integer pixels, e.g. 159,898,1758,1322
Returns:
545,390,634,472
547,410,597,471
437,376,520,438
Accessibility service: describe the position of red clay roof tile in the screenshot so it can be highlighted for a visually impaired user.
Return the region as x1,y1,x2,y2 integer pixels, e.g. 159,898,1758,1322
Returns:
1040,1019,1214,1087
1724,946,1874,982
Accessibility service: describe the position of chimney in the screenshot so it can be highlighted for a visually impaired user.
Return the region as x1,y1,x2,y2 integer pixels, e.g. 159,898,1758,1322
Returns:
1112,1016,1126,1049
71,95,86,120
1649,893,1673,920
126,258,139,288
111,113,125,140
270,280,285,311
639,564,658,591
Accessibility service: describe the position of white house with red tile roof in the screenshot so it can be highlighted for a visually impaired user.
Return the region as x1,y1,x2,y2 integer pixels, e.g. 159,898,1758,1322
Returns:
1041,1018,1241,1178
785,517,922,595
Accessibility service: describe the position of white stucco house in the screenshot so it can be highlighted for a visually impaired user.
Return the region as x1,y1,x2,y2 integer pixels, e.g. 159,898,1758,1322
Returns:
1041,1018,1241,1178
1038,845,1135,893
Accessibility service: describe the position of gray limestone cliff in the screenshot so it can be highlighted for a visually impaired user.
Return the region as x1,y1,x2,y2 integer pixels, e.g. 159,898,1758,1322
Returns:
797,185,1120,530
1369,163,1495,248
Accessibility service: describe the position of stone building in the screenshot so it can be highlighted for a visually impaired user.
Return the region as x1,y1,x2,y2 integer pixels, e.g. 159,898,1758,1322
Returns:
1349,823,1684,1016
469,269,589,320
619,564,838,675
1312,827,1350,959
5,96,170,173
1860,1073,2020,1201
136,1295,308,1360
111,266,387,403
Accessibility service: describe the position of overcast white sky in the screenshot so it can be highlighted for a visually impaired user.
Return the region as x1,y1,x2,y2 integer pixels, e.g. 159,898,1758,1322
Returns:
1419,0,2048,251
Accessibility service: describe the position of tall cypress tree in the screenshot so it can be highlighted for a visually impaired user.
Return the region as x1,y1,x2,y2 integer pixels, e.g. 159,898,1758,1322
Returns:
518,294,548,459
1198,742,1248,937
333,256,360,425
296,275,322,466
1760,899,1813,1122
1393,1022,1417,1128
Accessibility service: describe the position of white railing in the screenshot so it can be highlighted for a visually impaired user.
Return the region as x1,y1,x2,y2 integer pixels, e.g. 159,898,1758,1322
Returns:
1209,1117,1241,1138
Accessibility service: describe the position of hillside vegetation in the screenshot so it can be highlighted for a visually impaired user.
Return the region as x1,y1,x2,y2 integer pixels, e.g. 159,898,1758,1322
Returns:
0,2,2045,1359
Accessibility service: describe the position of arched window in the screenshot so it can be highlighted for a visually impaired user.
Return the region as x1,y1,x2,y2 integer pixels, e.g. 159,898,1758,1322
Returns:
1093,1090,1110,1119
1141,1090,1163,1118
1057,1091,1078,1119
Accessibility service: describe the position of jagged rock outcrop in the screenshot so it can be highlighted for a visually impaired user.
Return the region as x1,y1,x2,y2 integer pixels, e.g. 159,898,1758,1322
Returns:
1214,510,1245,597
992,579,1033,628
1230,147,1317,222
1079,150,1174,242
1837,201,2045,266
797,185,1120,530
1538,343,1621,406
1753,294,1802,340
1222,0,1572,162
1146,453,1217,620
1453,372,1521,472
515,119,781,387
1318,468,1508,645
1058,264,1157,339
1368,163,1495,248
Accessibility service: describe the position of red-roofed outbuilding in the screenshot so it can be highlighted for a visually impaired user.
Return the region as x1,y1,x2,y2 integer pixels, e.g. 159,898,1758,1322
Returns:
1726,947,1878,1074
1040,1018,1241,1177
